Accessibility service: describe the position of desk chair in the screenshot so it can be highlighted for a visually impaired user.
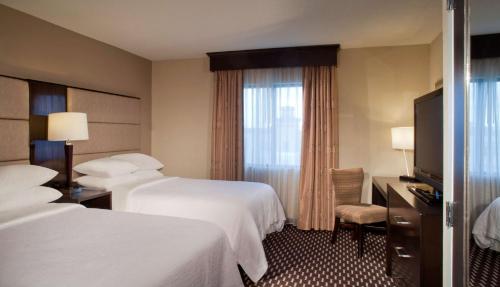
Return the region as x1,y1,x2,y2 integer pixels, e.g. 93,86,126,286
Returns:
330,168,387,258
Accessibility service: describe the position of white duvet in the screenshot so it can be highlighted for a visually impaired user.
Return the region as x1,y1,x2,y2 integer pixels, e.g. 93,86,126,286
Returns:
112,177,286,282
0,203,243,287
473,197,500,252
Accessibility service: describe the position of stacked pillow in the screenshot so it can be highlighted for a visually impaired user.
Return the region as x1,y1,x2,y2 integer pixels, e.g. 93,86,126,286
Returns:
74,153,164,190
0,165,62,212
110,153,164,171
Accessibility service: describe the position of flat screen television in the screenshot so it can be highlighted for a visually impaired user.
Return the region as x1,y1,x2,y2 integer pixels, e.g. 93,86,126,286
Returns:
414,88,443,191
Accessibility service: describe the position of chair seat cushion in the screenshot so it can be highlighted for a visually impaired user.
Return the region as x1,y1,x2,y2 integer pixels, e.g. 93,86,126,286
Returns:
336,204,387,224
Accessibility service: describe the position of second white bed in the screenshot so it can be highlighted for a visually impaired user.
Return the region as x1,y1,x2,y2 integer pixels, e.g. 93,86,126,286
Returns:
0,203,243,287
111,176,286,282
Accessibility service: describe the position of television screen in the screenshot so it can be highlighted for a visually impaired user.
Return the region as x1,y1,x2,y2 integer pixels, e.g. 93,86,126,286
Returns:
414,89,443,190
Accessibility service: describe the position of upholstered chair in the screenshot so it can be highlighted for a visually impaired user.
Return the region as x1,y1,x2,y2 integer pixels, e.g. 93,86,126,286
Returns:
330,168,387,258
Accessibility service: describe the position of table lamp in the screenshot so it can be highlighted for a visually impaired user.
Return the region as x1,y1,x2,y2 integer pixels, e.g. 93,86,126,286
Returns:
391,126,415,181
48,112,89,188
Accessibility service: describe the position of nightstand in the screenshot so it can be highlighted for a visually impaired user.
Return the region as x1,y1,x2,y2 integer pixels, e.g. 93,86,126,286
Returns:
54,187,112,210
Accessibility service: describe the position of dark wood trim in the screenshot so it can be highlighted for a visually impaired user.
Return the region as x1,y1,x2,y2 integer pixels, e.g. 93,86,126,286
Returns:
0,74,26,81
0,158,30,162
471,33,500,59
28,81,67,181
66,85,140,100
74,149,139,156
207,44,340,71
28,79,66,89
453,0,467,286
0,117,29,121
88,121,141,126
0,74,139,100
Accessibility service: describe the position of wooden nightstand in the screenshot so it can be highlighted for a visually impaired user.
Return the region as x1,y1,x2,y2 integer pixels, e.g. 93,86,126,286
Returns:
54,187,112,210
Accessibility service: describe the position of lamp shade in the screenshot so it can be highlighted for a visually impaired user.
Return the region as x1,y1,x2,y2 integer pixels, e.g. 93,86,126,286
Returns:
391,127,414,150
48,112,89,141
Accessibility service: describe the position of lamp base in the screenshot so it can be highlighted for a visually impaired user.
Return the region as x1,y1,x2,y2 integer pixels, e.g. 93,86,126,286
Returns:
64,143,73,188
399,175,418,182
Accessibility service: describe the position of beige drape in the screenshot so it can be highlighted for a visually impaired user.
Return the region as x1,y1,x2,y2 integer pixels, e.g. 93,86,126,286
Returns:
297,66,339,231
210,70,244,180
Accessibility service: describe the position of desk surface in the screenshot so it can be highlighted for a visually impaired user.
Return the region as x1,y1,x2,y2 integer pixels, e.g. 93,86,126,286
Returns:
372,176,412,199
372,176,442,214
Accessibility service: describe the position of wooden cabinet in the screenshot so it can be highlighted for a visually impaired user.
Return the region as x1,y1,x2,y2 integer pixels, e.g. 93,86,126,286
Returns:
387,183,442,287
53,188,112,210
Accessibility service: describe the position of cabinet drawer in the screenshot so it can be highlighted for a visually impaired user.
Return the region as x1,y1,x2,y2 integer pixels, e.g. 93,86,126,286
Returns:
388,187,421,286
390,225,419,287
385,182,442,287
391,244,418,287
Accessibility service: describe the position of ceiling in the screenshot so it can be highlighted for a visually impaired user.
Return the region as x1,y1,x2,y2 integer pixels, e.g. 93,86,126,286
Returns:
0,0,442,60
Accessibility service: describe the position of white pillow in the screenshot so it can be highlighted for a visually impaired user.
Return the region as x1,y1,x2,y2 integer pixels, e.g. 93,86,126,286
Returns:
76,170,164,190
0,165,58,193
0,186,62,212
110,153,164,170
73,158,139,177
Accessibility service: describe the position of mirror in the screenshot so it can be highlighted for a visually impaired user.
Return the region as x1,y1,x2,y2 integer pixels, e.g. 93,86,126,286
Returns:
467,0,500,285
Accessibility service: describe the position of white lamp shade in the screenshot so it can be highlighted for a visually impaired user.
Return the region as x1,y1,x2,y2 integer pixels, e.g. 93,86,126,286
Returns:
391,127,414,150
48,112,89,141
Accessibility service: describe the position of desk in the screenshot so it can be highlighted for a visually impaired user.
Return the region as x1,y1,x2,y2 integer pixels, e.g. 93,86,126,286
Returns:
372,176,412,207
372,176,443,287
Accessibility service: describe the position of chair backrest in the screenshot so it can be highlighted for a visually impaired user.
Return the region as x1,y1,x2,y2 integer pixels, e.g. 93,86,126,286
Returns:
331,168,364,206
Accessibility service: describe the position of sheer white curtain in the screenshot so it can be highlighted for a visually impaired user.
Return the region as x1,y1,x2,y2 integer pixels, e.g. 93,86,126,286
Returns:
243,67,302,223
469,57,500,225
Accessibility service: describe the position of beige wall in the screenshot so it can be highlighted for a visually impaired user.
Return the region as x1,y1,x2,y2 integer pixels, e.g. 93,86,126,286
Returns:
0,4,152,153
430,33,444,90
151,45,432,201
337,45,430,202
152,58,213,178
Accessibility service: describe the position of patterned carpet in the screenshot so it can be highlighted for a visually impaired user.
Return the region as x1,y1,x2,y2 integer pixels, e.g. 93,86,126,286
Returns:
241,225,397,287
241,225,500,287
470,240,500,287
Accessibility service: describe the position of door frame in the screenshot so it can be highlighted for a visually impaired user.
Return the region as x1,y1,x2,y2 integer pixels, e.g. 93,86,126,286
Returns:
442,0,468,286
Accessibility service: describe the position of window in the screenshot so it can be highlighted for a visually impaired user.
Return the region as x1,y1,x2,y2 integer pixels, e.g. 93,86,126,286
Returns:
469,79,500,175
243,83,303,168
468,57,500,226
242,67,303,221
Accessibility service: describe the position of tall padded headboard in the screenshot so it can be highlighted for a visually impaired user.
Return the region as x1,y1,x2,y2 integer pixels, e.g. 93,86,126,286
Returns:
67,88,142,167
0,76,142,174
0,76,30,166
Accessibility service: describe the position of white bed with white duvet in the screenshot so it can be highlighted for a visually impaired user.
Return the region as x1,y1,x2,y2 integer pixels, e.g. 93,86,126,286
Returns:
473,197,500,252
74,154,287,282
0,165,243,287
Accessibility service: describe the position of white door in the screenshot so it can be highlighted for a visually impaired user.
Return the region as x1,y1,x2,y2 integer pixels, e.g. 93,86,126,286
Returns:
442,0,468,286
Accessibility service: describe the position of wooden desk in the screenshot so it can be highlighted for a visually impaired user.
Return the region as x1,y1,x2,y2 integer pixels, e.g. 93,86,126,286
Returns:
373,176,443,287
372,176,413,207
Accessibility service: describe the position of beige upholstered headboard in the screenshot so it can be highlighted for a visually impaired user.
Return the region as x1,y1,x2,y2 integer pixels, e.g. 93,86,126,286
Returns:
0,76,141,174
0,76,30,166
67,88,142,168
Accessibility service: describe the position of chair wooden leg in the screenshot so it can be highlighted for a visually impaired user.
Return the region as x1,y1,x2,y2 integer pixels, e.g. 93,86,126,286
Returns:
331,217,340,244
352,224,359,241
357,224,364,258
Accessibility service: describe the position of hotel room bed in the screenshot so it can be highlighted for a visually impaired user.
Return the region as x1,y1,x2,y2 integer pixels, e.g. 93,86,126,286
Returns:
0,75,284,283
110,176,286,282
0,203,243,287
473,197,500,252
